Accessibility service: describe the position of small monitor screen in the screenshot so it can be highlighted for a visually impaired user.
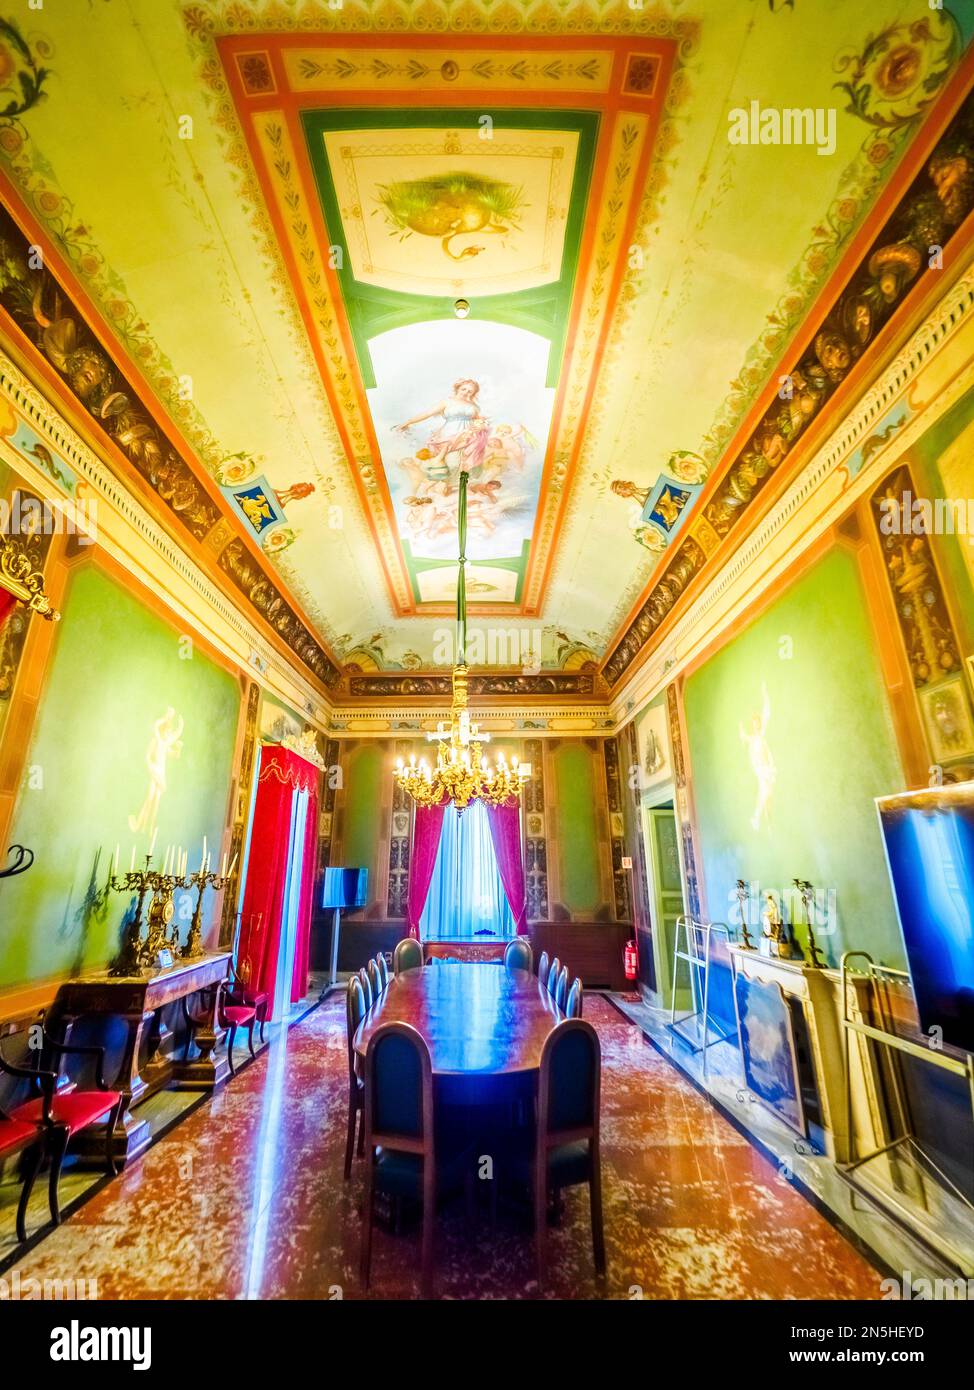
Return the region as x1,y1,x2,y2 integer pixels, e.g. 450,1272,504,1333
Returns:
877,783,974,1053
321,866,367,910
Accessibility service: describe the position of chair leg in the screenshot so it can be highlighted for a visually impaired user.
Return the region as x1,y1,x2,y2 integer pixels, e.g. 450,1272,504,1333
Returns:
105,1099,122,1177
47,1126,70,1227
16,1141,43,1244
421,1159,434,1299
258,1015,266,1045
534,1157,547,1293
590,1146,606,1276
247,1017,257,1061
226,1023,238,1076
343,1089,358,1180
360,1150,374,1290
357,1107,365,1156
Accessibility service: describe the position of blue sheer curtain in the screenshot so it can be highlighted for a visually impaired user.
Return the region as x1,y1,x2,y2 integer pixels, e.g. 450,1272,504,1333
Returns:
420,799,515,940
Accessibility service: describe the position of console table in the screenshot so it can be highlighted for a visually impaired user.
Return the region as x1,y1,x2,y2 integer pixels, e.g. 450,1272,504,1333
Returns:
46,951,231,1166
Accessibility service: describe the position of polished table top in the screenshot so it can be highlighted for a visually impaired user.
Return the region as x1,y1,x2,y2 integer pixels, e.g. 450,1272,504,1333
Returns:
353,962,563,1077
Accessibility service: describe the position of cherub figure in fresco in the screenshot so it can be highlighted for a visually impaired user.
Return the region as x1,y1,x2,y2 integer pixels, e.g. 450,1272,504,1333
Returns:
128,707,184,838
469,422,537,498
740,683,776,832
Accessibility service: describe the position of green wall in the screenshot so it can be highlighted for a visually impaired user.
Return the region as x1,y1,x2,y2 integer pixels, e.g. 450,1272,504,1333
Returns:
341,743,385,894
0,565,240,987
551,742,601,914
684,546,906,969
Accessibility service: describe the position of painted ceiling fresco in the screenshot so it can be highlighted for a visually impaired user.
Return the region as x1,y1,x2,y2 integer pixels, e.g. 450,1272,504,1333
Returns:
0,2,970,683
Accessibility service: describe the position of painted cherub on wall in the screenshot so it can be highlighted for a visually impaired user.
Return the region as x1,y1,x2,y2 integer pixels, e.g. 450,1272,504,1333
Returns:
128,707,184,838
740,683,776,831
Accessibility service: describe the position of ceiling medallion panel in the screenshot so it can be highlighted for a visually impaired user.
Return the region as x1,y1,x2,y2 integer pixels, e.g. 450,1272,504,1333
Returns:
219,33,676,617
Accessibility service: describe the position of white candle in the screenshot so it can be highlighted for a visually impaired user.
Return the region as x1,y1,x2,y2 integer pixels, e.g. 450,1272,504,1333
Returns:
221,851,228,878
148,826,158,856
112,843,120,876
200,835,207,872
228,852,238,878
129,844,136,872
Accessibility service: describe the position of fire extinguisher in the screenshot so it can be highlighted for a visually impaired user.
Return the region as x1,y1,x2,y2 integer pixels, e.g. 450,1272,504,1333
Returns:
624,939,638,981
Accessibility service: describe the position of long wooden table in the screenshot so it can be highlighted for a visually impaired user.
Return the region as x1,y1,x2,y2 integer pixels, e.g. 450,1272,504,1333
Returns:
354,961,563,1104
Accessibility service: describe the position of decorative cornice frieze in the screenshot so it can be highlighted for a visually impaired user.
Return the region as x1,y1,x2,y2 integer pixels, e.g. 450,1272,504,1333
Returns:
0,350,332,727
602,85,974,691
0,202,341,688
611,256,974,728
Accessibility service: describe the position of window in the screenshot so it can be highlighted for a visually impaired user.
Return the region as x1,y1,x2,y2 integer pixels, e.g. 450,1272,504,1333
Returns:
419,800,515,940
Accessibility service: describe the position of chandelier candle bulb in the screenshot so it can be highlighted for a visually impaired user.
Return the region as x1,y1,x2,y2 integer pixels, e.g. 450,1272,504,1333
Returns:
149,826,158,857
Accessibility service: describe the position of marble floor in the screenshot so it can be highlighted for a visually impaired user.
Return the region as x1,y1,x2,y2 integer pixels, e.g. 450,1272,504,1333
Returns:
0,988,886,1299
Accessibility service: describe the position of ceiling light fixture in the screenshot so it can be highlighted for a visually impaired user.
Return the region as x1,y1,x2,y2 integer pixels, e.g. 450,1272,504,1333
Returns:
394,472,530,812
453,298,470,318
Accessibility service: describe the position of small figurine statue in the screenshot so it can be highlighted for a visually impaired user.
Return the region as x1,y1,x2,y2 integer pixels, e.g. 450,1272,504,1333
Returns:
760,891,787,958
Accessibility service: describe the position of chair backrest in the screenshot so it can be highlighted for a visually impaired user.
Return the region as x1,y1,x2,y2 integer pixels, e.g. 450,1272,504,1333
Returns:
393,938,424,975
367,958,381,1002
537,1019,601,1147
553,964,569,1012
346,975,367,1072
376,954,389,992
565,977,583,1019
358,967,374,1011
363,1022,433,1157
503,938,533,973
537,950,550,988
547,957,561,997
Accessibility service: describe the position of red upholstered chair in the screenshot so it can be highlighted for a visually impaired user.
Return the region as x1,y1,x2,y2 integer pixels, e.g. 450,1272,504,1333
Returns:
0,1048,50,1242
228,914,268,1043
185,961,258,1077
2,1031,122,1232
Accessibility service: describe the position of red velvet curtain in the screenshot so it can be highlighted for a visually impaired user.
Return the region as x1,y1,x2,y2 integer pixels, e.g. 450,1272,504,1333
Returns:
487,798,528,936
406,799,446,940
237,746,320,1005
0,590,17,631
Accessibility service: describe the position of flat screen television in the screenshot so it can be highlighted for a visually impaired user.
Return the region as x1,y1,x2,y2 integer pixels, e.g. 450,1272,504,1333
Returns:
876,782,974,1054
321,866,367,911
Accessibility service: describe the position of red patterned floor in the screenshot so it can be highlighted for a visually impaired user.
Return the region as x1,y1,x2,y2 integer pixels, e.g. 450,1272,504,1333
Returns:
8,993,882,1299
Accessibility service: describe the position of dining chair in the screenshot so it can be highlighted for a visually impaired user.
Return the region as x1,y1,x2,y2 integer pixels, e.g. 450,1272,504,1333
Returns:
2,1031,123,1235
503,939,533,973
566,977,583,1018
513,1018,605,1290
230,912,268,1042
344,975,367,1179
376,953,389,993
360,1022,436,1298
367,958,382,1003
553,964,569,1012
547,957,561,998
0,1046,54,1242
537,951,550,989
358,967,374,1011
393,938,424,975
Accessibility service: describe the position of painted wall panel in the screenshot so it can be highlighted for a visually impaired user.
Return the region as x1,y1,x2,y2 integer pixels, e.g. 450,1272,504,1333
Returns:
0,564,239,988
684,546,906,969
551,742,601,915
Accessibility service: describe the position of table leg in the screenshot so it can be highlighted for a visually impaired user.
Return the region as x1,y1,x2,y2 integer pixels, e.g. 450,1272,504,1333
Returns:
171,985,230,1091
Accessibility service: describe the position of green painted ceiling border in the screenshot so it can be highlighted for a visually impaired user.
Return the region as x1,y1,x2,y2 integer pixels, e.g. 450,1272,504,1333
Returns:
402,539,529,605
299,107,599,390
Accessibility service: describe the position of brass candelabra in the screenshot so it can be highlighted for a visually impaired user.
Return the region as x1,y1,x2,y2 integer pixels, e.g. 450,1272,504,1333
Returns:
107,845,236,974
180,865,234,960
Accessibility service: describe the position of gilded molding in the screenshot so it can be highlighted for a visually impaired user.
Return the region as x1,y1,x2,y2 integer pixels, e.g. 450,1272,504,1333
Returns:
603,87,974,690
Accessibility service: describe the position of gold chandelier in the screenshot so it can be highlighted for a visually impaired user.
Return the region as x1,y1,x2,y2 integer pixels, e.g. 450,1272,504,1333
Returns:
394,474,530,812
